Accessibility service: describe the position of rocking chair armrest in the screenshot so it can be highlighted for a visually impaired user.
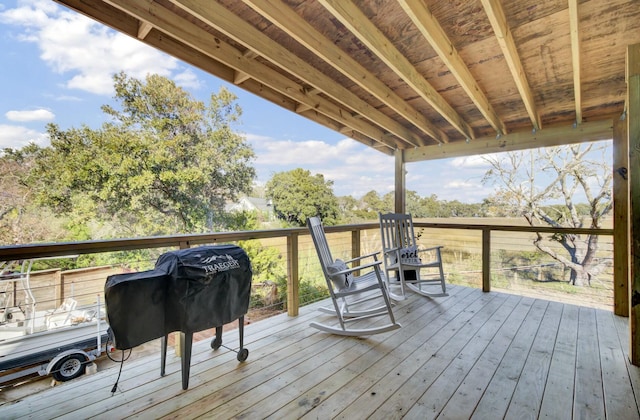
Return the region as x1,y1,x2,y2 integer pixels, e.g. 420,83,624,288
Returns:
343,251,380,265
329,259,382,276
382,246,404,257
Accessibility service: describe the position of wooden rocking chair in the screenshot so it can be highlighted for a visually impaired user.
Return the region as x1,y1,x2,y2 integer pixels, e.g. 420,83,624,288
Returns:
379,212,447,300
307,217,401,336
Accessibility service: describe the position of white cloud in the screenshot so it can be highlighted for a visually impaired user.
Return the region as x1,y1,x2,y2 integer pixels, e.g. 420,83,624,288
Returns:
173,69,202,90
445,180,476,189
0,124,48,149
438,180,495,203
55,95,83,102
0,0,198,96
5,108,54,122
450,154,495,169
246,134,394,197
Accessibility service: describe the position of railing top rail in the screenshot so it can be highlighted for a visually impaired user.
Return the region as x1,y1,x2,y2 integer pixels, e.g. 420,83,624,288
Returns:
0,222,612,261
411,221,614,236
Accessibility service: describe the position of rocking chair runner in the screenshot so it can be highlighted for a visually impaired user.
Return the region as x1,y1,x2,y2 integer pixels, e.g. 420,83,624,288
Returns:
307,217,401,336
379,212,447,300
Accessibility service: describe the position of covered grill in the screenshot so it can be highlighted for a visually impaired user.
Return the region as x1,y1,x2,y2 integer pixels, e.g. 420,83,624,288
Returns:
105,245,252,390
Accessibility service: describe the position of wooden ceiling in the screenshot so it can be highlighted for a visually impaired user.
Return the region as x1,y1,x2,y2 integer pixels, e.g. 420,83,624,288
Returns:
54,0,640,159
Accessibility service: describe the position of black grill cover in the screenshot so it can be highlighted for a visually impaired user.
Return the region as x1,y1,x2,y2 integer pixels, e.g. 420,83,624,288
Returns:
105,245,252,350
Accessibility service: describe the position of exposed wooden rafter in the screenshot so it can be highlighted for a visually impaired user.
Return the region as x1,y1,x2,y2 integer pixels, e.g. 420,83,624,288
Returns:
102,0,401,151
318,0,475,141
242,0,448,145
568,0,582,124
168,0,424,149
137,20,152,40
481,0,541,131
295,88,321,113
55,0,637,157
233,50,258,85
398,0,506,136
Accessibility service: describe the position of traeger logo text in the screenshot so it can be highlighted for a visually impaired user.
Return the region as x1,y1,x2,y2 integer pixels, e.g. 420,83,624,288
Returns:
201,254,240,274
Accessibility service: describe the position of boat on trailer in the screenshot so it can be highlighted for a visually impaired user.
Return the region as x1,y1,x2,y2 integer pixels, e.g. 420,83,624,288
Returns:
0,259,110,386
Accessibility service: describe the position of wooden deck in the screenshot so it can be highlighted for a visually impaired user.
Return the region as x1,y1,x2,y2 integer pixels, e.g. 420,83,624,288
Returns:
1,285,639,419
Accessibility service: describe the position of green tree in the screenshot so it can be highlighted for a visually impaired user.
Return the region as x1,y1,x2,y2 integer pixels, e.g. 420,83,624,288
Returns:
0,145,67,244
265,168,339,226
33,72,255,236
405,190,426,216
361,190,386,213
336,195,359,223
483,142,612,286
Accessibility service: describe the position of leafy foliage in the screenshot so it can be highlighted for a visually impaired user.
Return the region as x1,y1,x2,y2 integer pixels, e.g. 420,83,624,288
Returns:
342,189,486,220
33,72,255,236
265,168,339,226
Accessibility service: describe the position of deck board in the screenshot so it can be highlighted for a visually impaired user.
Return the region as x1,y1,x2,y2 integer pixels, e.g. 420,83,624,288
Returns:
437,295,534,419
369,291,510,419
538,303,579,419
1,285,639,419
405,294,523,419
574,306,606,419
471,299,550,419
297,286,478,420
504,300,563,419
596,310,640,419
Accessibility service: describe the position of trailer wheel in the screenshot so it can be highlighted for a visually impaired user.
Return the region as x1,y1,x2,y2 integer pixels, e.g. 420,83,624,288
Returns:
52,354,86,382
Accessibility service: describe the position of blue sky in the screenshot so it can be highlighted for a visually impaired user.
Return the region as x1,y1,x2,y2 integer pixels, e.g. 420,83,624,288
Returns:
0,0,504,201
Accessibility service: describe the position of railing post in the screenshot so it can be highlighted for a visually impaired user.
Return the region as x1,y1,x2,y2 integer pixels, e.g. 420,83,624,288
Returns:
351,229,361,275
482,228,491,292
287,233,299,316
351,229,361,261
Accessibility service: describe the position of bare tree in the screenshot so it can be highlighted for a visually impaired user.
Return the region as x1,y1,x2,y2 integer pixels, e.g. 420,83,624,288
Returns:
483,141,612,286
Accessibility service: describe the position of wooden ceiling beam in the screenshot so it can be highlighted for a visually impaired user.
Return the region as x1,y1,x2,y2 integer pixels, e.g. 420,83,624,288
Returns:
169,0,424,148
399,0,506,136
137,20,152,40
404,119,612,162
318,0,475,141
233,71,251,85
233,50,259,85
242,0,447,145
568,0,582,124
102,0,403,150
481,0,541,131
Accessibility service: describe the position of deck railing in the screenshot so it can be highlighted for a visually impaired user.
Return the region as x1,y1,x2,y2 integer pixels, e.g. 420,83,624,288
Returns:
0,221,615,316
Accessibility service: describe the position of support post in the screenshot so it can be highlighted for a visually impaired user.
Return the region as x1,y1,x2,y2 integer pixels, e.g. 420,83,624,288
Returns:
482,228,491,292
613,118,629,316
287,233,299,316
394,149,405,213
627,43,640,365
